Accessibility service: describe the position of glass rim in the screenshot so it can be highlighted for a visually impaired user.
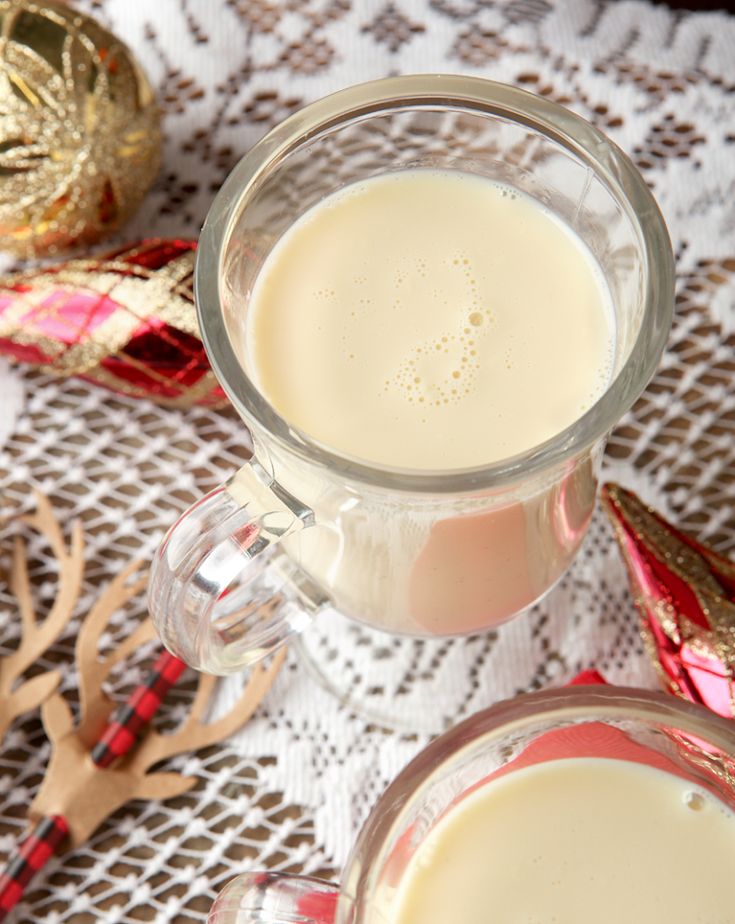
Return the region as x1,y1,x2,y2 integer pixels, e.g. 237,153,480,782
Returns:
342,685,735,914
195,75,675,494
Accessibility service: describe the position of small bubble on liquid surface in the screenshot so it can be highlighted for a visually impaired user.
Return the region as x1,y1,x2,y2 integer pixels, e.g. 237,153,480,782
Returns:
684,791,706,812
468,311,484,327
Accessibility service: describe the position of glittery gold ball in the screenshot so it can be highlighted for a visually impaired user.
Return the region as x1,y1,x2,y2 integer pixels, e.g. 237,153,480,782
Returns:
0,0,161,258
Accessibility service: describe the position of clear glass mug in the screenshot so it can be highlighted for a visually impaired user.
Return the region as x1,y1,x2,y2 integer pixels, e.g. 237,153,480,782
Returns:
148,76,674,674
205,685,735,923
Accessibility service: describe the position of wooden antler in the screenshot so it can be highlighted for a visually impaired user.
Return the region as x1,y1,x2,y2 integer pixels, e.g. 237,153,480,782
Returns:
30,564,284,847
36,559,153,755
73,558,154,747
0,492,84,741
32,652,284,846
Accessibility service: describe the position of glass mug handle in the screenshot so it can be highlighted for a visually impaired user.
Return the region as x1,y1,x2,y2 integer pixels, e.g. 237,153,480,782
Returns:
208,873,339,924
148,459,329,673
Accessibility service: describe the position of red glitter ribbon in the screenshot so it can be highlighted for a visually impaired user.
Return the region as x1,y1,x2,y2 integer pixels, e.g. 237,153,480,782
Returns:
602,482,735,719
0,239,227,408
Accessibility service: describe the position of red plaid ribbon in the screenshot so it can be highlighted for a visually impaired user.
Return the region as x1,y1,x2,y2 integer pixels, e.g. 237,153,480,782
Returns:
0,815,69,919
91,651,186,767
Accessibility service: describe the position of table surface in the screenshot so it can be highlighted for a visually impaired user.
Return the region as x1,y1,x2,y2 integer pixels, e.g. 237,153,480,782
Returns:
1,1,735,922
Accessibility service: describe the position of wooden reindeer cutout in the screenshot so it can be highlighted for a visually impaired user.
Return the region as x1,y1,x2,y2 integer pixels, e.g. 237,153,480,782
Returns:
30,558,285,847
0,493,84,741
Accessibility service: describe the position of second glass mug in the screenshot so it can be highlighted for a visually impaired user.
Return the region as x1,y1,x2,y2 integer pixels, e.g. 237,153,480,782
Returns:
205,685,735,923
148,75,674,674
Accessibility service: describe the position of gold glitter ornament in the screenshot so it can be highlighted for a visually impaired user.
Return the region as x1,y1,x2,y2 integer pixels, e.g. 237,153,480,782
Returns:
0,0,161,257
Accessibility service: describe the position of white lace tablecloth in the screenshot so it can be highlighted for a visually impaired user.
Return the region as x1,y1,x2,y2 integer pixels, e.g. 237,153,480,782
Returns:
1,1,735,921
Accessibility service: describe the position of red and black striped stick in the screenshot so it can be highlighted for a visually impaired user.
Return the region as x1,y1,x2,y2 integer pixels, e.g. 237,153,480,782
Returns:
0,816,69,919
0,650,186,920
91,649,187,768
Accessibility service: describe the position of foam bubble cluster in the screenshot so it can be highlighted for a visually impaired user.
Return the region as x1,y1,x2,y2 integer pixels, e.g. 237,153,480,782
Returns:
382,252,497,416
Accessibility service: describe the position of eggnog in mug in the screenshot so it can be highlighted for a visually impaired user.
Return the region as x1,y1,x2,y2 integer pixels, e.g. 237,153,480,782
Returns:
382,757,735,924
242,170,613,633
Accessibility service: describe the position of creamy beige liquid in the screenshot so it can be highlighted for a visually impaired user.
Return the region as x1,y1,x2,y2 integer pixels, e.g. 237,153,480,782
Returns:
237,171,615,634
246,170,613,471
385,758,735,924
